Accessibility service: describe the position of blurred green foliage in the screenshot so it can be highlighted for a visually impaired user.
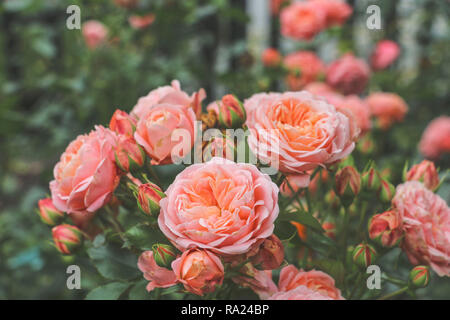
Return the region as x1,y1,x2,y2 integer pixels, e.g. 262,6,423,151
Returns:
0,0,448,299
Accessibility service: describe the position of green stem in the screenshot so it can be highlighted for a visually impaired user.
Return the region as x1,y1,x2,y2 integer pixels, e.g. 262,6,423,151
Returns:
147,162,162,186
378,286,409,300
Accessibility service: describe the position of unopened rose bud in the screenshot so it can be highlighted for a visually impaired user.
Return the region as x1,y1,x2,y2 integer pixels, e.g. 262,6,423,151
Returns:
152,244,178,268
202,135,236,162
352,243,376,269
357,135,374,155
322,221,336,239
335,166,361,207
250,235,284,270
368,209,403,247
325,190,340,209
137,182,165,215
115,135,146,172
37,198,64,226
109,109,137,137
261,48,282,67
52,224,83,255
409,266,430,288
218,94,246,128
405,160,440,191
362,166,381,193
378,179,395,204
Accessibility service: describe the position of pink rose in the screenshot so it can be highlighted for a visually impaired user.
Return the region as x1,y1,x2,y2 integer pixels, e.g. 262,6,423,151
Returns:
50,126,120,214
158,158,279,256
172,248,224,296
134,103,196,165
393,181,450,277
370,40,401,71
308,0,353,27
406,160,440,191
368,209,403,247
128,14,155,29
244,91,357,174
280,2,326,41
277,265,344,299
262,48,282,67
334,95,372,135
419,116,450,160
326,54,371,95
269,286,333,300
82,20,108,50
366,92,408,130
138,251,177,292
283,51,325,90
131,80,206,119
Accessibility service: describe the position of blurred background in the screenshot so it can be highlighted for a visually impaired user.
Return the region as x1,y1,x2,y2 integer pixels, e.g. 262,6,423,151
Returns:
0,0,448,299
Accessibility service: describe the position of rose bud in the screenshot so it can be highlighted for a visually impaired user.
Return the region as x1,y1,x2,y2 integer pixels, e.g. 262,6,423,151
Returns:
109,110,136,137
202,135,236,162
172,248,224,296
378,179,395,204
262,48,282,67
368,209,403,247
405,160,440,191
352,243,376,269
325,190,340,209
152,244,178,268
115,135,146,172
52,224,83,255
322,221,336,239
335,166,361,207
218,94,246,128
362,166,381,193
250,235,284,270
37,198,64,226
114,0,138,9
409,266,430,288
136,182,165,216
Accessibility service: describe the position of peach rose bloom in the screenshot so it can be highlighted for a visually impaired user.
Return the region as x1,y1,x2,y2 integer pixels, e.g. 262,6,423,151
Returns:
370,40,400,71
158,158,279,256
308,0,353,26
369,209,403,247
278,265,344,299
269,285,333,300
262,48,282,67
172,248,224,296
244,91,358,174
406,160,440,191
284,51,325,90
366,92,408,130
393,181,450,277
134,103,196,165
419,116,450,160
50,126,120,214
280,1,326,41
129,14,155,29
334,95,372,135
131,80,206,119
138,251,177,292
326,54,371,95
82,20,108,50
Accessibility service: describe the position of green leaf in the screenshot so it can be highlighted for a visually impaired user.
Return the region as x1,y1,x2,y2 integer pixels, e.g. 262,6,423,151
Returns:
85,282,130,300
124,223,167,250
128,280,150,300
279,209,324,233
87,242,140,281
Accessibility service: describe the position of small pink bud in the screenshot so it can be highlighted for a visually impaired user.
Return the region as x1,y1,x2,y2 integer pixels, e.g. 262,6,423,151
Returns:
52,224,83,255
152,244,178,268
378,179,395,204
218,94,246,128
322,221,336,239
137,183,165,215
250,235,284,270
362,166,381,193
409,266,430,288
37,198,64,226
405,160,440,191
262,48,282,67
115,135,146,172
352,243,376,269
109,110,136,137
335,166,361,207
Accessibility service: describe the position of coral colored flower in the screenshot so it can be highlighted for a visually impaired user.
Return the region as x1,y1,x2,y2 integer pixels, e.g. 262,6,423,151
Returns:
158,158,279,256
280,173,311,197
172,248,224,296
371,40,400,71
52,224,83,255
262,48,282,67
326,54,371,95
406,160,440,191
129,14,155,29
284,51,325,90
131,80,206,119
138,251,178,292
393,181,450,277
244,91,357,174
269,285,333,300
134,103,196,165
82,20,108,50
369,209,403,247
308,0,353,27
366,92,408,130
280,2,326,41
334,95,372,135
419,116,450,160
50,126,120,214
110,110,136,137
